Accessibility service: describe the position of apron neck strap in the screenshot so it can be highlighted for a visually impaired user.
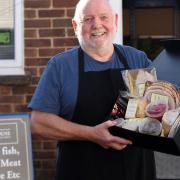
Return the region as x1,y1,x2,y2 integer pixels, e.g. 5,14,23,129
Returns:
78,47,84,74
113,44,130,69
78,45,130,73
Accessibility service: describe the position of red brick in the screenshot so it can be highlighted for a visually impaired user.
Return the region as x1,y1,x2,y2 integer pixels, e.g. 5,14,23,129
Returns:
25,39,51,48
25,67,38,76
35,169,56,179
12,86,36,95
43,141,57,150
25,29,38,38
53,19,72,28
0,86,12,95
25,95,33,104
39,29,65,37
38,9,65,18
39,48,64,57
34,151,56,159
25,58,49,66
42,160,56,169
24,10,36,19
53,38,78,46
39,67,45,75
0,96,25,104
14,104,30,113
67,8,75,18
25,0,51,8
32,140,43,150
25,10,37,19
67,28,75,37
25,48,38,58
0,105,13,113
53,0,78,7
30,77,40,85
25,19,51,28
34,160,42,169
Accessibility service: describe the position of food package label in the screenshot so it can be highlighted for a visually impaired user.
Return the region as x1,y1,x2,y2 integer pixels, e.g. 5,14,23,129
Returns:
151,93,169,105
125,99,139,119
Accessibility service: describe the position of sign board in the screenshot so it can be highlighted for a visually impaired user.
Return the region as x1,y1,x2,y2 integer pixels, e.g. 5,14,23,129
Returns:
0,114,34,180
0,31,11,45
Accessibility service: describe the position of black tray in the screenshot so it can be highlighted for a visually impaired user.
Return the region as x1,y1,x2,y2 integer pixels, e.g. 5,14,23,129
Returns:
109,126,180,156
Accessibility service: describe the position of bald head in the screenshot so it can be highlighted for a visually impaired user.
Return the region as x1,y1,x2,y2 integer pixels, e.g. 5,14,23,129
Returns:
73,0,115,21
72,0,118,57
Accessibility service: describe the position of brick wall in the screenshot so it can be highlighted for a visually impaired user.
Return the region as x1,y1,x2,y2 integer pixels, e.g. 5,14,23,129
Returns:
25,0,79,179
0,0,78,179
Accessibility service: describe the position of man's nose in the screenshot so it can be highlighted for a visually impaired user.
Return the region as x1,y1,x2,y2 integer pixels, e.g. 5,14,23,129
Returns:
92,17,102,28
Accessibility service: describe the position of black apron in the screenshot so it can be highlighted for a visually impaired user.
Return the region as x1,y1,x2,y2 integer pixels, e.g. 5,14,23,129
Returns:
55,46,156,180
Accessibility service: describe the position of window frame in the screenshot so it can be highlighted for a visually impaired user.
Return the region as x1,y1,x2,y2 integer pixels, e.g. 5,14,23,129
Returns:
0,0,24,75
109,0,123,44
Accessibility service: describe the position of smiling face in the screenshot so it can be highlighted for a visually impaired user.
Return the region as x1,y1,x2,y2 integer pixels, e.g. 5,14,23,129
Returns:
72,0,118,53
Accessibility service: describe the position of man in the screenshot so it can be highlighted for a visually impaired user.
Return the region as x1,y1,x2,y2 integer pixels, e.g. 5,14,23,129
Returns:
29,0,156,179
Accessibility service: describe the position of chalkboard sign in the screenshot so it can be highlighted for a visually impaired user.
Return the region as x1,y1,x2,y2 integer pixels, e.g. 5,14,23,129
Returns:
0,114,34,180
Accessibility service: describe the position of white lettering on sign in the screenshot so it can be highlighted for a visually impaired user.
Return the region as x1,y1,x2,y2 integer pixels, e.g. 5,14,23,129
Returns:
0,173,5,179
6,171,20,179
0,159,21,168
2,146,20,155
0,129,11,138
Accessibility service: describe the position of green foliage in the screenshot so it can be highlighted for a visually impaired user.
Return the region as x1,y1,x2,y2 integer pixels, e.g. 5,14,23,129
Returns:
123,37,163,60
0,32,11,45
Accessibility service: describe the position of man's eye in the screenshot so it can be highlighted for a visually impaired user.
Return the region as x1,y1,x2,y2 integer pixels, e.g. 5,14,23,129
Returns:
84,18,93,23
101,16,108,21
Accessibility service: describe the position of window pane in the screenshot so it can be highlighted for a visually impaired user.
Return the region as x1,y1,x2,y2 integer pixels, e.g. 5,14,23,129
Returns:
123,9,130,36
0,0,14,59
135,8,174,36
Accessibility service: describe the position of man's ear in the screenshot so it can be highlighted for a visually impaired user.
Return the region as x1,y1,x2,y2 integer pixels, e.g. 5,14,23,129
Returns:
72,19,78,35
115,13,118,32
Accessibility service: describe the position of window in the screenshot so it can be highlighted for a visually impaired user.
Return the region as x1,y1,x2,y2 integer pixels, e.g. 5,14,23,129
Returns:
0,0,24,75
135,8,174,38
123,0,178,39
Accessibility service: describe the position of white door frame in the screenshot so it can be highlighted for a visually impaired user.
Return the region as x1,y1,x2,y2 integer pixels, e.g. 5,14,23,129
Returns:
109,0,123,44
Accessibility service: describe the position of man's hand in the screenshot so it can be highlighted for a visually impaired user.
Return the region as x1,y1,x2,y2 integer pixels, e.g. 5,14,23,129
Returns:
90,120,132,150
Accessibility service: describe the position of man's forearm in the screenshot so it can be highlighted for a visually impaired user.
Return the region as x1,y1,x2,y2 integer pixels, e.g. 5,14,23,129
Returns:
30,110,132,150
30,110,93,141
